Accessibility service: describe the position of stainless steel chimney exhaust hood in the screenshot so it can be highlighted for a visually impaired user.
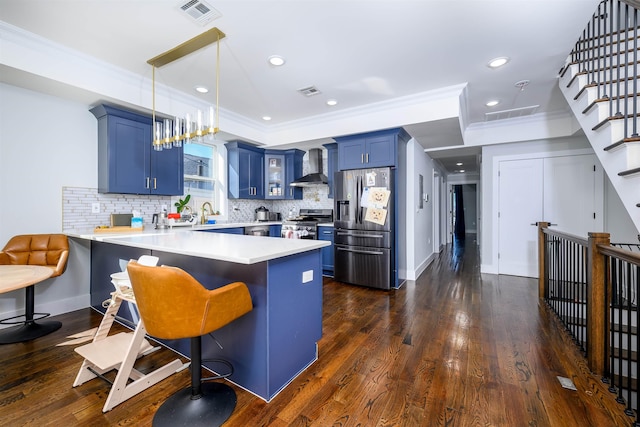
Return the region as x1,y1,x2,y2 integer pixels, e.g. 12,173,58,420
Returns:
290,148,328,187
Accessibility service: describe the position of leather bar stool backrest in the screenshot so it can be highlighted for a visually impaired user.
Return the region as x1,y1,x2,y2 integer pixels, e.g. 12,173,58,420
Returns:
126,261,253,340
0,234,69,277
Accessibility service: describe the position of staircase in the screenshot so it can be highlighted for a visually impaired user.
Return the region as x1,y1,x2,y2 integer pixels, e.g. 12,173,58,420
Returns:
559,0,640,234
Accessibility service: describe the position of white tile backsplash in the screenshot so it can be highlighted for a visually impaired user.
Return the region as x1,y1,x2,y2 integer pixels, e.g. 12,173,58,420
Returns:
62,187,170,232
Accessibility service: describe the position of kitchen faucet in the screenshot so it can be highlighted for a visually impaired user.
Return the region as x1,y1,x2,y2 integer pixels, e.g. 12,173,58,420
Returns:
201,202,213,224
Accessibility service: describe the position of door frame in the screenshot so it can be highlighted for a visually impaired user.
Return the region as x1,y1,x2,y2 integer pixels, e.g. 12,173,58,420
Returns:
447,179,480,244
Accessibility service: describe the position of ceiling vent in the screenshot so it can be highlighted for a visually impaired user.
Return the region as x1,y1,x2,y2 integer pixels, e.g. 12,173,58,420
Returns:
485,105,540,121
178,0,222,26
298,86,322,97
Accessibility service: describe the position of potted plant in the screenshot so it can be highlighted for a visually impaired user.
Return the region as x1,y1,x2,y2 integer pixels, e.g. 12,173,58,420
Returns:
174,194,191,214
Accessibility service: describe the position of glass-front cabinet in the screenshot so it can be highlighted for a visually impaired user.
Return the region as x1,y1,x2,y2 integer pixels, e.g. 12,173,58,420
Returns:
264,152,285,199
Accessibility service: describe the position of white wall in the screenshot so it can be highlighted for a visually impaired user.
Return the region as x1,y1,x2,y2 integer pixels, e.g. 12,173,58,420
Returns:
403,139,445,281
480,134,638,274
0,83,97,321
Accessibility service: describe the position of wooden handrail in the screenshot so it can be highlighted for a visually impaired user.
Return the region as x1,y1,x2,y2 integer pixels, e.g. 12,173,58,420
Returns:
597,243,640,265
541,226,588,246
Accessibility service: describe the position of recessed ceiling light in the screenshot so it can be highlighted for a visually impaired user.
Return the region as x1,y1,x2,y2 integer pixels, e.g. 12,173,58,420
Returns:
268,55,285,66
459,169,466,173
488,57,510,68
326,99,338,106
195,85,209,93
456,162,463,166
262,116,272,121
486,100,500,107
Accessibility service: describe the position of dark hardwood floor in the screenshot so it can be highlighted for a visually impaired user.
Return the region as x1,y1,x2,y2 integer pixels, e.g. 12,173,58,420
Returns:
0,235,633,426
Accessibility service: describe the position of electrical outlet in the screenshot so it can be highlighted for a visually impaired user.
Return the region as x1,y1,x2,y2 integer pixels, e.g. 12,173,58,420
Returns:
302,270,313,283
91,202,100,213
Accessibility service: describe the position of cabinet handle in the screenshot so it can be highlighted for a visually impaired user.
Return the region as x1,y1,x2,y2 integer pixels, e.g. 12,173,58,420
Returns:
366,153,369,163
153,178,157,190
290,188,293,196
361,153,364,164
145,177,150,189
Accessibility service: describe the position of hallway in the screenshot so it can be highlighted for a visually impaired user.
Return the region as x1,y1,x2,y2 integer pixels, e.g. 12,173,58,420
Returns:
0,236,632,426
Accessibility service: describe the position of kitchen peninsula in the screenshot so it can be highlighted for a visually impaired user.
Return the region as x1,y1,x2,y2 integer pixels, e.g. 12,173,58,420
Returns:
78,229,329,402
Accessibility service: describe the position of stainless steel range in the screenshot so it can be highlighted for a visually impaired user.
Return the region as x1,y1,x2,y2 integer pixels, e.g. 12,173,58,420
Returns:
281,208,333,239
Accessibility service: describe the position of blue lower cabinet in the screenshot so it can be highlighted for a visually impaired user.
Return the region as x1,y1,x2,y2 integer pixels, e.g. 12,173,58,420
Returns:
269,225,282,237
89,240,322,402
199,227,244,235
318,225,334,276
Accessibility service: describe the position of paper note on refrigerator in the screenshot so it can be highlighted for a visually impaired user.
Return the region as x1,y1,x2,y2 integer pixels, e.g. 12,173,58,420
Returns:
365,207,387,225
367,187,390,208
360,187,370,208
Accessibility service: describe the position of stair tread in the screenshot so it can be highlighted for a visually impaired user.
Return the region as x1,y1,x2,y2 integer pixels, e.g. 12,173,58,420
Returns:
618,166,640,177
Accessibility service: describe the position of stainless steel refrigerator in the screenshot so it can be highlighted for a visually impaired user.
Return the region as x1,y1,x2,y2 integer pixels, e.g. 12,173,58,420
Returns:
334,167,395,290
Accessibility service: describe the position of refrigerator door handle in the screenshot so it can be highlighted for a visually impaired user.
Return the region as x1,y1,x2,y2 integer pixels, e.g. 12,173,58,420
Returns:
337,247,384,256
357,176,364,224
336,232,383,238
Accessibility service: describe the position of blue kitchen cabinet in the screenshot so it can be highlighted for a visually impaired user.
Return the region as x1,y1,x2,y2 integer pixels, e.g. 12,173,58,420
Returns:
198,227,245,235
335,128,406,170
264,151,285,199
264,149,303,200
322,143,338,198
226,141,264,199
317,225,334,276
269,224,282,237
90,104,183,196
284,149,304,200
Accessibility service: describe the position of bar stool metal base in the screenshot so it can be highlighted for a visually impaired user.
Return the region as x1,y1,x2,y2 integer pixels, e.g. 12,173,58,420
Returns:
152,381,237,427
0,320,62,344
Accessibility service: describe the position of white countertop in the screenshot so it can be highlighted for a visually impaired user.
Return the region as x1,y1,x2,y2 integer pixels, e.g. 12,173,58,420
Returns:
69,226,329,265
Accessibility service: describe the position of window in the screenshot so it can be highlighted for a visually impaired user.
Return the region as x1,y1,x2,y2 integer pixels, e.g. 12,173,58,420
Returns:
183,142,216,200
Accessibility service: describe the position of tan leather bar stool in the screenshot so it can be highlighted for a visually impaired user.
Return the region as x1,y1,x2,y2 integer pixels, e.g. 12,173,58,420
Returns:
127,260,253,427
0,234,69,343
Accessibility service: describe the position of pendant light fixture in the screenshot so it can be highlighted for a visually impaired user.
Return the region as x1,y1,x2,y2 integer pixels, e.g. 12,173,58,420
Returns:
147,27,225,151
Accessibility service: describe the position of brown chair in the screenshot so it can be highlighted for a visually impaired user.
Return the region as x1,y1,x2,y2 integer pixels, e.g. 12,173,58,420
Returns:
127,260,253,427
0,234,69,343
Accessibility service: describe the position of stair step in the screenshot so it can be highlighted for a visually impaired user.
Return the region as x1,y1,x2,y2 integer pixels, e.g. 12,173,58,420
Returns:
619,166,640,177
584,94,640,114
612,322,639,335
608,374,638,393
592,114,639,131
611,347,639,363
604,135,640,151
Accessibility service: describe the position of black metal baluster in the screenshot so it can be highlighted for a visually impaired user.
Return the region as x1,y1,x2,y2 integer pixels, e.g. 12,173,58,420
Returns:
597,3,603,99
610,0,616,117
591,12,597,87
624,4,630,138
624,261,633,414
570,241,575,341
629,266,640,423
617,0,623,117
632,7,638,137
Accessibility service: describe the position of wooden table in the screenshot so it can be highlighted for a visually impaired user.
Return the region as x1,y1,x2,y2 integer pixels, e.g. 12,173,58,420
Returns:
0,265,58,344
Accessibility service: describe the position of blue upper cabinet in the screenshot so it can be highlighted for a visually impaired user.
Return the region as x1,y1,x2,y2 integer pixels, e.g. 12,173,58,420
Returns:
284,149,304,200
263,148,303,200
91,105,183,195
226,141,265,199
322,143,338,198
335,128,406,170
264,151,285,199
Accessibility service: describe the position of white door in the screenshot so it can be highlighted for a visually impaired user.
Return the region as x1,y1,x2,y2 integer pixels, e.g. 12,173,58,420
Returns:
498,154,602,278
498,159,543,277
543,155,603,236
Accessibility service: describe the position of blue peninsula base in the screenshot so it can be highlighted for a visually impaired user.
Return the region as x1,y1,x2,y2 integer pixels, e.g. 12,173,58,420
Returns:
90,240,323,401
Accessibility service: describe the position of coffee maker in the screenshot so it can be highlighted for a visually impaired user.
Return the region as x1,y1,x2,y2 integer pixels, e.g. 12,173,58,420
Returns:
152,210,169,229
